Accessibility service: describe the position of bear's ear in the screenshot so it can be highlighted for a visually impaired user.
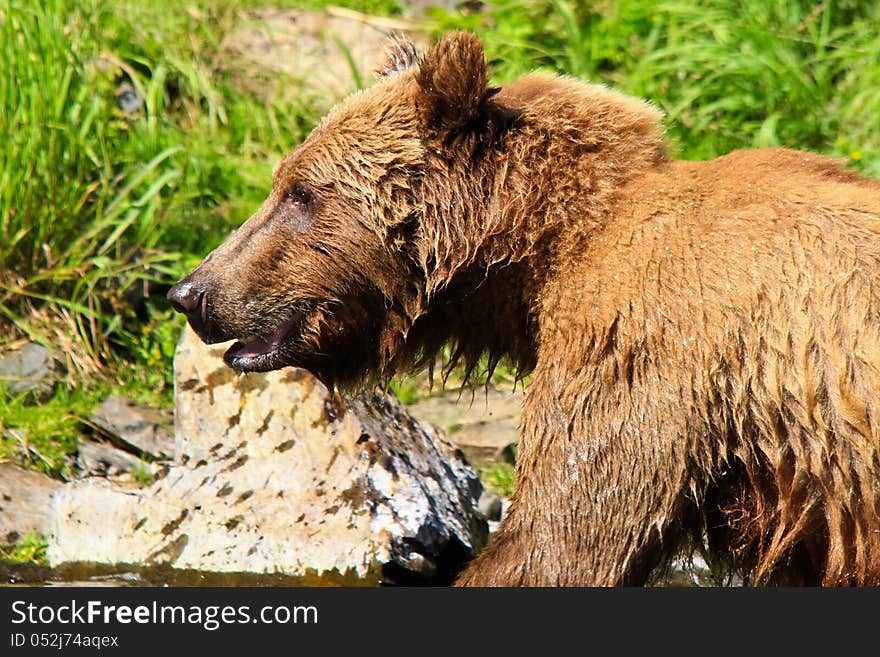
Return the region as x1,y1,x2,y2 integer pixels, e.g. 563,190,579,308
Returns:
377,35,419,77
415,31,495,136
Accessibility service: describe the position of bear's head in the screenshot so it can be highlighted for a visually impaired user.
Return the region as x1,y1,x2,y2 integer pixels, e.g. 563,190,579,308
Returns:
167,32,515,388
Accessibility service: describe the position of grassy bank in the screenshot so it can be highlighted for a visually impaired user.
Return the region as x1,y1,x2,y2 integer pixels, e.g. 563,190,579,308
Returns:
437,0,880,171
0,0,342,473
1,0,879,478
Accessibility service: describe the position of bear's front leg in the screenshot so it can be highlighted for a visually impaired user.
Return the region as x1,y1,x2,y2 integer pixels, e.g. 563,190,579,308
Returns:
456,358,701,586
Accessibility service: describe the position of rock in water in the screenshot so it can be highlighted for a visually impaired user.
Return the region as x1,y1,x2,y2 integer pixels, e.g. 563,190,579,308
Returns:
49,326,487,584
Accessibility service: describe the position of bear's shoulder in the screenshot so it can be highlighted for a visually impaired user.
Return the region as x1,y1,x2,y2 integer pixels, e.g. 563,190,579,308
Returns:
496,73,663,135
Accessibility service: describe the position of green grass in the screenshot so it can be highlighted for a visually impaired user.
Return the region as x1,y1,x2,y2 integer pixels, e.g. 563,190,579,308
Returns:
0,533,48,564
1,0,878,511
1,386,86,478
432,0,880,175
478,461,516,498
0,0,410,511
0,0,340,382
0,378,171,479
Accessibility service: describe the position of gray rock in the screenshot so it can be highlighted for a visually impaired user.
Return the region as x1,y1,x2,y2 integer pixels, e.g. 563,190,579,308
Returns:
115,82,143,114
49,326,486,584
220,8,427,107
76,439,156,480
486,497,512,534
478,491,502,522
89,395,174,461
0,342,59,397
406,385,522,466
0,463,63,543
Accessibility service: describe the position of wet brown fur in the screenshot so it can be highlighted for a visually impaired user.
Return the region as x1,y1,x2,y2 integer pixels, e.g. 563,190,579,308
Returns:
173,32,880,586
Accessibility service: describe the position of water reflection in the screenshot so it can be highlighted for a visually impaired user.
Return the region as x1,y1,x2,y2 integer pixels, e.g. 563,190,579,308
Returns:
1,560,377,587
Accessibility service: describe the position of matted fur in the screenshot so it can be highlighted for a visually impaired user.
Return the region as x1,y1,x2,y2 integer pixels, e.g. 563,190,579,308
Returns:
169,32,880,586
376,34,418,77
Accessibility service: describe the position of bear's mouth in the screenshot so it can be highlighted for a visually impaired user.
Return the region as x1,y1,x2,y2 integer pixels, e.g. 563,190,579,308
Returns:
223,310,305,372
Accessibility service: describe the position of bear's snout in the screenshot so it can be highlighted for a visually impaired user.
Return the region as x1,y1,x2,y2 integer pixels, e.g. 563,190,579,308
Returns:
167,278,204,316
167,277,223,344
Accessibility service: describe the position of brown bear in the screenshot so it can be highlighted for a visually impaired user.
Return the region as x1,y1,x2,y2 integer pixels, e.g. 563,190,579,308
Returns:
168,32,880,586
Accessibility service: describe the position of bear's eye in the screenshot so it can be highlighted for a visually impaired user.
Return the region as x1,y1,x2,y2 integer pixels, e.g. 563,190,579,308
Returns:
278,181,317,233
284,182,314,206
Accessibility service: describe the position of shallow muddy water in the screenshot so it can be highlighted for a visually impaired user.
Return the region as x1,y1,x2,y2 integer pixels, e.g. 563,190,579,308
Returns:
0,560,376,587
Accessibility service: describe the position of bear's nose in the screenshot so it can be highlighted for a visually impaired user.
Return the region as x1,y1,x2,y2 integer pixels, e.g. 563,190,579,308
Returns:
167,280,219,342
167,280,205,317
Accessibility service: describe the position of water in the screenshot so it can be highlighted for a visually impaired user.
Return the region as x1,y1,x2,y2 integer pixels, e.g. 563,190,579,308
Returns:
0,560,376,587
